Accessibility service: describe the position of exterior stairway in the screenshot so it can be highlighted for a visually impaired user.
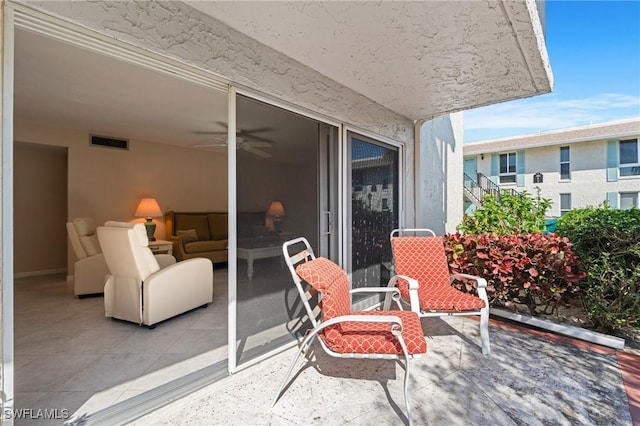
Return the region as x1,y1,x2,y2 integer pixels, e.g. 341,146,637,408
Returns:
463,172,518,208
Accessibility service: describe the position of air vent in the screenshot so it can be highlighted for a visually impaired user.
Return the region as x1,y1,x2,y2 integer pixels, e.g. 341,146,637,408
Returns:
90,135,129,150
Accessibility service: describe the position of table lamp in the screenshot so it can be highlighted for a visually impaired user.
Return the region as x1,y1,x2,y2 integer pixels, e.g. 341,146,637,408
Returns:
135,198,163,241
267,201,285,233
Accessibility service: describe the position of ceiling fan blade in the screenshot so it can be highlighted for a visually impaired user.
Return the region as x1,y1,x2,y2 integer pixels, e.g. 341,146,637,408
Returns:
193,130,227,136
243,147,272,158
192,143,228,149
243,141,271,149
214,121,274,134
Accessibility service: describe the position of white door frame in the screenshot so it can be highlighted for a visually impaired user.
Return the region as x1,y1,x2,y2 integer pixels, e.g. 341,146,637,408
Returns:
1,3,232,413
342,126,405,276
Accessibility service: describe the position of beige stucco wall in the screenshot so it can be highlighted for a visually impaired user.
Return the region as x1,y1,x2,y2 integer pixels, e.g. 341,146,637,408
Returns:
15,119,228,276
472,138,640,216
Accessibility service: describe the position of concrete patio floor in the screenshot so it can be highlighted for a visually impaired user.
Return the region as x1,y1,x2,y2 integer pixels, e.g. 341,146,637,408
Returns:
132,316,639,425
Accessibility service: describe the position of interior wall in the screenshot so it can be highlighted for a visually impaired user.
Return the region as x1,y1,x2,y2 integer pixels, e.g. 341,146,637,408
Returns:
14,119,228,274
13,142,67,275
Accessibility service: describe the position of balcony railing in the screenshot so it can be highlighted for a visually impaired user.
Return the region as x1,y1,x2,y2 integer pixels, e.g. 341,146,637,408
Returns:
463,172,519,208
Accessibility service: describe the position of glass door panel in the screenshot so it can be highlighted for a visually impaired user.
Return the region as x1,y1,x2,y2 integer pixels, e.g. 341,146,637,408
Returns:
348,133,399,304
235,95,338,364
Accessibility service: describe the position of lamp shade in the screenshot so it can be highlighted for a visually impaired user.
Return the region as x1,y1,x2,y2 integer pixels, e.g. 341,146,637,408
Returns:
135,198,162,219
267,201,285,217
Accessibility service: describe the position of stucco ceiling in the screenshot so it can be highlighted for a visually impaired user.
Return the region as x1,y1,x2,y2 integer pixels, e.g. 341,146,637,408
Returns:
186,0,553,120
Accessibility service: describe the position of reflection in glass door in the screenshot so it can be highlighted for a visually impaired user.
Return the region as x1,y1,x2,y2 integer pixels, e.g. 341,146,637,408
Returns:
347,133,399,304
235,95,339,365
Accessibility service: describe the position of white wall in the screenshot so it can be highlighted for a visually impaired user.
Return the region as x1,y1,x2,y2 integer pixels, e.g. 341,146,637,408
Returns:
415,112,464,234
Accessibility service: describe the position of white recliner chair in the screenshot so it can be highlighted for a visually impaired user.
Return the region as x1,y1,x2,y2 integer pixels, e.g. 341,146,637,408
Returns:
66,218,111,297
97,221,213,327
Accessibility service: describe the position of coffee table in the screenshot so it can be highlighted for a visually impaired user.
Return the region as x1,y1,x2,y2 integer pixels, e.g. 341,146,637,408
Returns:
237,244,282,280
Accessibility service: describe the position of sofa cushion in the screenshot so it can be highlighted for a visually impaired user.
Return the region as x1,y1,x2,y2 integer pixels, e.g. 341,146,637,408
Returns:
184,239,228,254
208,213,228,240
177,229,199,243
176,215,211,241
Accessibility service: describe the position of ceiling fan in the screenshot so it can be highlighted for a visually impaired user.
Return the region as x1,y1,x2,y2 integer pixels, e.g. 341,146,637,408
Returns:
192,123,274,158
193,136,272,158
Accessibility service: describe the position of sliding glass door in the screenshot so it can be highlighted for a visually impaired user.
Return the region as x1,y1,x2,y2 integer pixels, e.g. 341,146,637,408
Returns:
235,95,339,365
347,132,399,304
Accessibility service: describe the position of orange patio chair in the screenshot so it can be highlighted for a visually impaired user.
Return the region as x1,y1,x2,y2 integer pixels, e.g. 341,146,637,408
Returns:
386,229,490,355
273,237,427,425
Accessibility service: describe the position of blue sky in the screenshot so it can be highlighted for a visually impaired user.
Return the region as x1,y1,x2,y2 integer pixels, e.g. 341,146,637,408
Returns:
463,1,640,143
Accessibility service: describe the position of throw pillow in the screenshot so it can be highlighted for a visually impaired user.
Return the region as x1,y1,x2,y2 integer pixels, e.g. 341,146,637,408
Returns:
177,229,199,243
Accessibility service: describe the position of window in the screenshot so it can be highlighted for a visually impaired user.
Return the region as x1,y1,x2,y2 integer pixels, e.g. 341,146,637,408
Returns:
560,146,570,180
499,152,517,184
620,139,640,177
560,193,571,216
620,192,639,210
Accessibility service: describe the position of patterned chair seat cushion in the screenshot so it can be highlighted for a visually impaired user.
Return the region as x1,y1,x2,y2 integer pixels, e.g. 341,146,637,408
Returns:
320,310,427,355
392,236,486,312
296,256,427,356
412,285,486,311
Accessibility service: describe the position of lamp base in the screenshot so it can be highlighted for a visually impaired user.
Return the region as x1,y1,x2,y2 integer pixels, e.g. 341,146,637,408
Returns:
273,219,282,234
144,218,156,241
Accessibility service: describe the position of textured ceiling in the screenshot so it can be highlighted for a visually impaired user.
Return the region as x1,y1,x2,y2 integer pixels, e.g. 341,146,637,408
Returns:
186,0,553,120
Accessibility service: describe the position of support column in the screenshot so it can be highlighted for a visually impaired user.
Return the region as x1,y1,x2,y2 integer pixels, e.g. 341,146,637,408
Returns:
414,112,464,235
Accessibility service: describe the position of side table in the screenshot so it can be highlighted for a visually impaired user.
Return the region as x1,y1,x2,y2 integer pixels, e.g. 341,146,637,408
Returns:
149,239,173,255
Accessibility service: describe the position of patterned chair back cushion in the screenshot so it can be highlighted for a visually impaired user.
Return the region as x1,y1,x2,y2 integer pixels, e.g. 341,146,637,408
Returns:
391,236,451,300
295,257,351,347
392,235,486,311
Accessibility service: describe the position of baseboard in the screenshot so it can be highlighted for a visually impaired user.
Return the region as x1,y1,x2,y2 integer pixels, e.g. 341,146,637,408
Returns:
14,268,67,279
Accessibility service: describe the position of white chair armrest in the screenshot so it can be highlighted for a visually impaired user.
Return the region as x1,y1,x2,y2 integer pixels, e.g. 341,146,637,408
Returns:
154,254,177,269
145,258,211,289
387,274,421,313
352,286,402,310
143,257,213,326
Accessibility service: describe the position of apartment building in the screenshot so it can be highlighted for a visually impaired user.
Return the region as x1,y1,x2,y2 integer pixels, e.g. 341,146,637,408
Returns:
463,118,640,217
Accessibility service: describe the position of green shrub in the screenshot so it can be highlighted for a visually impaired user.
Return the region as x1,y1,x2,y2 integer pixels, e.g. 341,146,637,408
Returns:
444,232,584,315
459,189,551,235
556,206,640,333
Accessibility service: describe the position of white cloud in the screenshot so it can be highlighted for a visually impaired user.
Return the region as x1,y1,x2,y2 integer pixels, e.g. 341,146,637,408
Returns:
464,93,640,132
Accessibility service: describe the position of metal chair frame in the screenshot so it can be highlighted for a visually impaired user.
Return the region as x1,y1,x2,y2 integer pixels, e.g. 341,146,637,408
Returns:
386,228,491,355
273,237,425,425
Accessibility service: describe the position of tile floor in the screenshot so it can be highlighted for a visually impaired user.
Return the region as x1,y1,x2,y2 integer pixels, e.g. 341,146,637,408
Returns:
13,270,230,425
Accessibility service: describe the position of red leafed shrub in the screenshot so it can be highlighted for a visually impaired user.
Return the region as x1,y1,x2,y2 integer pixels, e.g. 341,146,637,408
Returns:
444,232,585,315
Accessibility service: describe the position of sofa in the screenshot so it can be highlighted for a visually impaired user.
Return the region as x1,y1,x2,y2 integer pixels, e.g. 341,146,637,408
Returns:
165,211,229,264
166,211,282,264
